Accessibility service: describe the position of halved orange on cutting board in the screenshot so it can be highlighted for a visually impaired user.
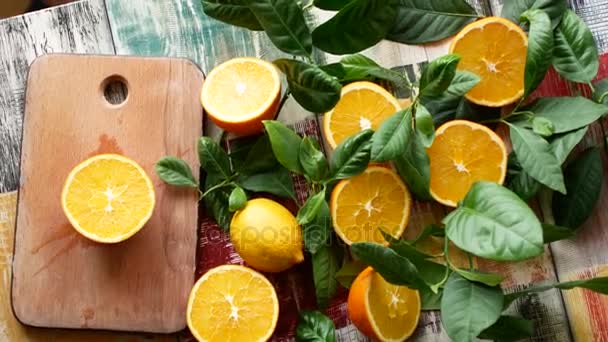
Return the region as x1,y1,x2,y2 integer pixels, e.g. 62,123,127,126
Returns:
450,17,528,107
61,154,155,243
324,81,401,149
187,265,279,342
348,267,421,342
330,166,411,245
427,120,507,207
201,57,281,135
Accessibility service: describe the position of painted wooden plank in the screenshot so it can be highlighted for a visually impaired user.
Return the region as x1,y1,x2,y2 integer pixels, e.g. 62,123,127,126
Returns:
0,0,116,193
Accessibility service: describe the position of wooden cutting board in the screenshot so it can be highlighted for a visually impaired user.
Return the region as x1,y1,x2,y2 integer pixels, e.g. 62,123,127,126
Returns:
11,54,203,333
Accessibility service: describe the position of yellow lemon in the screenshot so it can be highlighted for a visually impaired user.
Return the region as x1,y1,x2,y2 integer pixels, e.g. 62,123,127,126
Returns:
230,198,304,273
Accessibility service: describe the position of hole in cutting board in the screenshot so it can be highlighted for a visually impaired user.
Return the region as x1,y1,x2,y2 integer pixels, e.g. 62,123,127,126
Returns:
101,75,129,106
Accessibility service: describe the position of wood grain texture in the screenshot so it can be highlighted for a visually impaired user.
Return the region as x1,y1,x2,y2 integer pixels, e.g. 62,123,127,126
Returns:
11,54,202,333
0,0,116,193
1,191,175,341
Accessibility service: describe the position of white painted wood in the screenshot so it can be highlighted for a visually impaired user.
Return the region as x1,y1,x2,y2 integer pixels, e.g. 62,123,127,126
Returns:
0,0,116,192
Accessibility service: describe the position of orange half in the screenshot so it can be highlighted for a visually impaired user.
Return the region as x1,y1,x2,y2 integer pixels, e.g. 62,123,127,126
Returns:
427,120,507,207
348,267,421,341
330,166,411,245
450,17,528,107
61,154,155,243
201,57,281,135
187,265,279,342
324,81,401,149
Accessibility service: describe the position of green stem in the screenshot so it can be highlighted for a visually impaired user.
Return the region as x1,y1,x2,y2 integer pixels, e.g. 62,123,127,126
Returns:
481,112,529,125
598,91,608,104
277,89,292,116
539,187,555,225
467,253,474,271
432,237,452,289
588,82,596,94
199,180,234,200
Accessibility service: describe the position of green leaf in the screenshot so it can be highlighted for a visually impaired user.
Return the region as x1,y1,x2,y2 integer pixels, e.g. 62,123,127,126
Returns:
303,200,331,254
228,186,247,212
296,310,337,342
454,268,504,287
297,190,327,225
313,0,352,11
388,0,477,44
311,0,398,55
441,273,504,342
322,54,408,86
335,260,367,289
556,277,608,293
420,286,443,310
273,59,342,113
330,129,373,180
552,10,599,83
542,223,575,243
263,120,303,173
593,78,608,105
237,135,279,175
419,54,461,97
204,174,233,231
528,97,607,134
412,224,445,244
550,126,588,164
371,108,413,162
312,245,341,308
248,0,312,56
155,157,198,188
502,0,567,29
444,181,544,261
299,137,329,181
506,154,541,201
505,277,608,308
478,315,534,341
415,104,435,147
394,132,431,200
510,124,565,193
198,137,232,180
420,70,480,126
238,168,296,199
383,232,447,288
532,117,554,137
201,0,263,31
553,147,603,229
520,9,554,98
350,242,424,288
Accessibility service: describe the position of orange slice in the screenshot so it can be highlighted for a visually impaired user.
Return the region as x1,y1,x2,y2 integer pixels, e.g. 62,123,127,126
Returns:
187,265,279,342
330,166,411,245
449,17,528,107
324,81,401,149
427,120,507,207
61,154,155,243
348,267,421,342
201,57,281,135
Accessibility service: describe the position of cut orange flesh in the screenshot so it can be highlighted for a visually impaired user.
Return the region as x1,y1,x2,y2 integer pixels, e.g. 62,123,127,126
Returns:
187,265,279,342
330,166,411,245
324,81,401,149
201,57,281,135
348,267,421,341
450,17,528,107
427,120,507,207
61,154,155,243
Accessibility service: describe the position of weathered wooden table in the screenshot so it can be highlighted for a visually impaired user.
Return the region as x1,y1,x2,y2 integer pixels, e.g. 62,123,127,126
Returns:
1,0,608,341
